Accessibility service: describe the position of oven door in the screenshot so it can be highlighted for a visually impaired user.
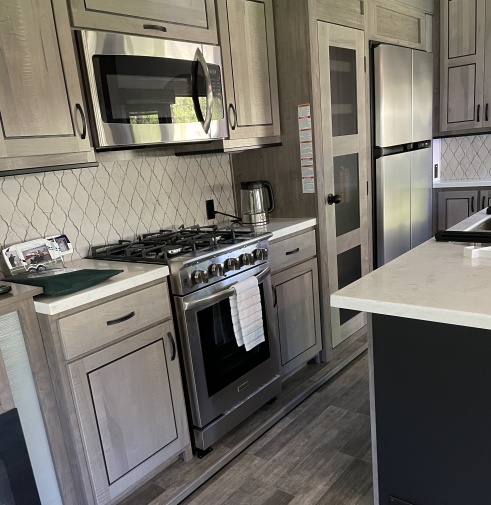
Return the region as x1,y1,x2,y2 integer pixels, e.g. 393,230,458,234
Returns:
175,265,280,429
80,31,228,147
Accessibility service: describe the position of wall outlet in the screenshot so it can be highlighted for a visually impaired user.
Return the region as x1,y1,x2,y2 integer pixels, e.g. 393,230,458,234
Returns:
206,200,216,220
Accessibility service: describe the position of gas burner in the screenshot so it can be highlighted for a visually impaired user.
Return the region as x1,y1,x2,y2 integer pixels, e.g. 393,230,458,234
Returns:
88,223,264,266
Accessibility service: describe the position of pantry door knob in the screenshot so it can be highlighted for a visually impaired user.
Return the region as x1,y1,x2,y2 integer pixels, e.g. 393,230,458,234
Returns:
327,194,342,205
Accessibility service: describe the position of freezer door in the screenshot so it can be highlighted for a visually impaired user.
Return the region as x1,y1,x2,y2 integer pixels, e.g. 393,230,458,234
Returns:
374,45,412,147
411,147,433,248
376,152,411,266
412,50,433,142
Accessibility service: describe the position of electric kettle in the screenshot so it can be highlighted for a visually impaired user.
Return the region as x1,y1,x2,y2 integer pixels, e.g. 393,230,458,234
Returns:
240,180,275,225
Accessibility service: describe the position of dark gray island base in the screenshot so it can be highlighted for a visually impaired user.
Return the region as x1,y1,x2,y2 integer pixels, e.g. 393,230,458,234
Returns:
373,314,491,505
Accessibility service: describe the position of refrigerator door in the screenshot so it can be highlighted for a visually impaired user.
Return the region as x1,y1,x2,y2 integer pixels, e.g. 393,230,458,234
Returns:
376,152,411,266
411,147,433,248
374,45,412,147
412,50,433,142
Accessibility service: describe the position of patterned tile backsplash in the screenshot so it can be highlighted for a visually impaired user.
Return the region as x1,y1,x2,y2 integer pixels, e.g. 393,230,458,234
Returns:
440,135,491,180
0,154,235,266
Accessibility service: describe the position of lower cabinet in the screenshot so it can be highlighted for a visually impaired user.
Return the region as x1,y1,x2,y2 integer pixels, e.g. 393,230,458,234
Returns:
68,322,188,505
38,280,192,505
437,188,490,229
270,231,322,377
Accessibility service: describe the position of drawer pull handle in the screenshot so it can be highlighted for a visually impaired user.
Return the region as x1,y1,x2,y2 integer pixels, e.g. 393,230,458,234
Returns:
285,248,300,256
167,332,177,361
106,311,135,326
143,24,167,32
272,285,277,308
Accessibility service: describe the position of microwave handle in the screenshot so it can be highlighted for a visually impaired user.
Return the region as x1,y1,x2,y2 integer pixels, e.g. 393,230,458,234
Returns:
193,47,213,134
183,267,271,311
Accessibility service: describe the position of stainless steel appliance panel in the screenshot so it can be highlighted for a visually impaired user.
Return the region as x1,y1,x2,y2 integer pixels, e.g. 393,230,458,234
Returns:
412,50,433,142
174,264,280,433
374,45,412,147
376,153,411,266
410,148,433,248
80,30,228,148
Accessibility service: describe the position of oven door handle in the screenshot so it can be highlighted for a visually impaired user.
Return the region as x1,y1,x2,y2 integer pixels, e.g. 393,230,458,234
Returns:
183,268,271,311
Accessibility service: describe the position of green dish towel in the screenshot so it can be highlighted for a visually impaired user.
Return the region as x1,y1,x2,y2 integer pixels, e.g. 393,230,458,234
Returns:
4,269,124,297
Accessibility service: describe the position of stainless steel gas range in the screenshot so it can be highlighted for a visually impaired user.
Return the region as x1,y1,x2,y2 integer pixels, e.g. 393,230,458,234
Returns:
89,225,281,453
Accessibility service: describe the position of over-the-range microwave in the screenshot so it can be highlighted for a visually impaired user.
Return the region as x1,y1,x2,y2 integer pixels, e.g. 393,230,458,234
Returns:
79,30,228,148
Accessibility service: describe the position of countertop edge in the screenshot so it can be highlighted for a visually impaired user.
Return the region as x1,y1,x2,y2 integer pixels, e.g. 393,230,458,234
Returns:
267,218,317,242
433,180,491,188
34,266,169,316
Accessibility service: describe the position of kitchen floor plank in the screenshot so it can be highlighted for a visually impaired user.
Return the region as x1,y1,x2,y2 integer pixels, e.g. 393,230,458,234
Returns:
314,459,373,505
183,353,373,505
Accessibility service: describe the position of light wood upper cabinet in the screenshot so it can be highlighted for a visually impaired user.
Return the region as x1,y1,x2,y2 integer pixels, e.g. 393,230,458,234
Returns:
217,0,280,142
440,0,487,132
368,0,431,50
69,0,217,44
0,0,93,170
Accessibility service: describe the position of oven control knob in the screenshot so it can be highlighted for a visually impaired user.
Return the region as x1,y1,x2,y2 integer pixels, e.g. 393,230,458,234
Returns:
240,253,255,266
193,270,209,285
254,248,269,261
209,263,225,278
225,258,240,271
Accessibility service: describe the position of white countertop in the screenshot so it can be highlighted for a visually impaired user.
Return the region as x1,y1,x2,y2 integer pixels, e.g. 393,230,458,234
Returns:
257,218,316,241
434,179,491,188
331,210,491,330
34,259,169,316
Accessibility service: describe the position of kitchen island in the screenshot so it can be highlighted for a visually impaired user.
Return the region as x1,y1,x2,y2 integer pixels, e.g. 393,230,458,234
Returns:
331,209,491,505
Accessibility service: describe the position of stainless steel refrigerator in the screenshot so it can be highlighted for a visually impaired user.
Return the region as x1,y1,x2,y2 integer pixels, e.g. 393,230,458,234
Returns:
373,43,433,267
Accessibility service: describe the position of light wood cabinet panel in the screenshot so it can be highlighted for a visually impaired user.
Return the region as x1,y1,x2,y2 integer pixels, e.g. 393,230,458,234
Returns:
269,230,317,273
272,258,322,376
38,282,192,505
217,0,280,141
68,322,190,505
368,0,428,50
69,0,217,44
440,0,487,132
315,0,365,30
58,282,171,360
0,0,93,168
437,189,479,229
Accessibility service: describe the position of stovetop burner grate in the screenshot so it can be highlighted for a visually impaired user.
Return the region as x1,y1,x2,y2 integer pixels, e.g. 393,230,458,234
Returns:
89,223,258,264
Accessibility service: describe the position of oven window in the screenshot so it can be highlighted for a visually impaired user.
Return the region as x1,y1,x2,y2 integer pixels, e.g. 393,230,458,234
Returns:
92,55,224,125
197,284,270,398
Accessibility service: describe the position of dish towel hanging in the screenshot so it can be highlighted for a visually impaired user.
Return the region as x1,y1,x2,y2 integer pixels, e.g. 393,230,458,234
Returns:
229,276,265,351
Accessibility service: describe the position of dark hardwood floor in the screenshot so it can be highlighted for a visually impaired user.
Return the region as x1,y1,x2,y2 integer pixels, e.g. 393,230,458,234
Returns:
181,353,373,505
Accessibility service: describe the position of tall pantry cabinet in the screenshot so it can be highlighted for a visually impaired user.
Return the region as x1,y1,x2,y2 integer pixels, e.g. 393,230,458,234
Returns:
231,0,370,359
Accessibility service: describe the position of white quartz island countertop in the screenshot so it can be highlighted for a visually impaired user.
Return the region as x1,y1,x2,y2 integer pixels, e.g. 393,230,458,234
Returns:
34,258,169,316
331,209,491,330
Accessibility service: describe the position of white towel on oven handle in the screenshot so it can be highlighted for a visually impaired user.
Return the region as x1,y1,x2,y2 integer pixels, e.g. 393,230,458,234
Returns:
229,276,265,351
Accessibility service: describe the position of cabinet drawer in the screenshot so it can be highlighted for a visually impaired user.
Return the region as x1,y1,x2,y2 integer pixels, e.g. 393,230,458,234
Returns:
269,230,316,273
59,282,171,360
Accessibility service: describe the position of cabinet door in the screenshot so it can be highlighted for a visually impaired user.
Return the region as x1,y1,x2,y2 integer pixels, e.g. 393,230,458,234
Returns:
68,322,190,505
0,0,92,166
272,258,322,377
69,0,217,44
440,0,486,131
479,189,491,209
437,190,479,229
217,0,280,141
368,0,429,50
318,22,369,348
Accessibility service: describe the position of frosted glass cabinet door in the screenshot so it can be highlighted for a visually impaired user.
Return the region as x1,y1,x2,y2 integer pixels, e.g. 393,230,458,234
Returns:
318,22,369,348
